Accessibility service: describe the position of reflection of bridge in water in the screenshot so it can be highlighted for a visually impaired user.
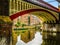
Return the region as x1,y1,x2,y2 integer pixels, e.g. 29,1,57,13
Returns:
16,31,42,45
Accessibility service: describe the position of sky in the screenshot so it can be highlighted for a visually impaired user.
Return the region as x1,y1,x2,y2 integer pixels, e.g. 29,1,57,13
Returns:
43,0,59,8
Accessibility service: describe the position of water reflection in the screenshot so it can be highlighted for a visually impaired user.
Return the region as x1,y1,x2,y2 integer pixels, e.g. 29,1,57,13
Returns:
16,35,26,45
16,31,43,45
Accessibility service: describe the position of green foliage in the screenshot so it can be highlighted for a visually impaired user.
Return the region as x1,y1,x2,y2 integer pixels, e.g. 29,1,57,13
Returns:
0,19,5,24
22,24,26,27
22,31,25,33
15,21,20,27
14,28,28,30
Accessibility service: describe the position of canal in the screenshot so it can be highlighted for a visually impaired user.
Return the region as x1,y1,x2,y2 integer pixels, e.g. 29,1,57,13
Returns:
12,29,60,45
0,28,60,45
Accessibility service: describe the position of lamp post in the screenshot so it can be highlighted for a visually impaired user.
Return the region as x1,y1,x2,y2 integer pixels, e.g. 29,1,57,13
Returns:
28,15,30,26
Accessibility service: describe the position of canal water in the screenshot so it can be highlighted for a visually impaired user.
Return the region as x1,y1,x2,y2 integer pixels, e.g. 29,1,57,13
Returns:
16,31,43,45
0,31,60,45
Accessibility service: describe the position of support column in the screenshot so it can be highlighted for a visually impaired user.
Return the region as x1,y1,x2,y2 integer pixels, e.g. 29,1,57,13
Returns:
56,24,60,45
59,13,60,23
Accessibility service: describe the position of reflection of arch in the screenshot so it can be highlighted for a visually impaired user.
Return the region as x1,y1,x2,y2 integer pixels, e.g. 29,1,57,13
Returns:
10,9,57,22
